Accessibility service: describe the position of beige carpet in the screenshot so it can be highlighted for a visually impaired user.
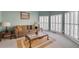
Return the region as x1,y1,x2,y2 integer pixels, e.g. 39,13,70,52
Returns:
16,36,55,48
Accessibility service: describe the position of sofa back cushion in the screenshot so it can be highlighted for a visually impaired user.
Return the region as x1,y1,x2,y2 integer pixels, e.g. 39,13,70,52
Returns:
22,25,28,34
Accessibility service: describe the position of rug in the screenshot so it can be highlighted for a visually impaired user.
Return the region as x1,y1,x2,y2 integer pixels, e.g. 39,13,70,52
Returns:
16,36,55,48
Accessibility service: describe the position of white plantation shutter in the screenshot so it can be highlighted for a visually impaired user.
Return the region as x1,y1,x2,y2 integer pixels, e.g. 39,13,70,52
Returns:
74,11,78,24
50,14,62,33
39,16,49,30
64,11,79,40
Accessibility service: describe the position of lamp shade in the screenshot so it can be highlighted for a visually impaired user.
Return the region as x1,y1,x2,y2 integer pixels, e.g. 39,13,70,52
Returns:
2,22,11,27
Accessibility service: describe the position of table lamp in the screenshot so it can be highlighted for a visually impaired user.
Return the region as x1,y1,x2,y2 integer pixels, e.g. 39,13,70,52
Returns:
34,22,39,35
2,21,11,32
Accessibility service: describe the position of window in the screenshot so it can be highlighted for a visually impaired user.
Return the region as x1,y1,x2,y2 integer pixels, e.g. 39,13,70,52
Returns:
39,16,49,30
50,16,56,31
64,11,79,40
50,14,62,33
64,12,70,35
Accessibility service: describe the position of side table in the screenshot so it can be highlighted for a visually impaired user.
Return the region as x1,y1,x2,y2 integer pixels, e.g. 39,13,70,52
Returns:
0,32,2,41
2,32,12,39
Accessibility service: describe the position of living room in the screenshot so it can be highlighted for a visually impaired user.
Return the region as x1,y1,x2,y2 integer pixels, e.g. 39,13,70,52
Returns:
0,11,79,48
0,0,79,59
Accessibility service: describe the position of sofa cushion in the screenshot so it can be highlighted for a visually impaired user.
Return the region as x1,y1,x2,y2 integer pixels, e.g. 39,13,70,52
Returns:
14,25,39,37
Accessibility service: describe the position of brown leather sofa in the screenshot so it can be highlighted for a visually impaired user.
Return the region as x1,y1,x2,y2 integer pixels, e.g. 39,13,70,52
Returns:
14,25,38,38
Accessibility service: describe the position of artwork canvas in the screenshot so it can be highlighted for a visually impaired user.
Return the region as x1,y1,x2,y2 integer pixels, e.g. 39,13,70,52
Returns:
20,12,30,19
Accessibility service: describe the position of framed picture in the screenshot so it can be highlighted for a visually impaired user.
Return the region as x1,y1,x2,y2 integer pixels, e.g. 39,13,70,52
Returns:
20,12,30,19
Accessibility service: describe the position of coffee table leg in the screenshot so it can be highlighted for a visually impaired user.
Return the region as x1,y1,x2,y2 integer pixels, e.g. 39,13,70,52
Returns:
29,40,31,48
47,35,49,40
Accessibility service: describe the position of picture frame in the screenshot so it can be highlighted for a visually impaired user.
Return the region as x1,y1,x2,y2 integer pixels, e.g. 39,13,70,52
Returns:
20,12,30,19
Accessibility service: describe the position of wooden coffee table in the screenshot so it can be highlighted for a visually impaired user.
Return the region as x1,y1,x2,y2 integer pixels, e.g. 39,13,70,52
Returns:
25,32,49,48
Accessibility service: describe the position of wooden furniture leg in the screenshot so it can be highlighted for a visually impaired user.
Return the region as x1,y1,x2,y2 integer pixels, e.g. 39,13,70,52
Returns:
47,35,49,40
29,40,31,48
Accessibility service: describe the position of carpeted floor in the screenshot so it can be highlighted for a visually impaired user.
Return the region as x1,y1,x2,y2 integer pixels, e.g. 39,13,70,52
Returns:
16,36,55,48
1,31,79,48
